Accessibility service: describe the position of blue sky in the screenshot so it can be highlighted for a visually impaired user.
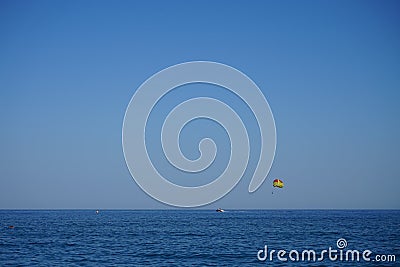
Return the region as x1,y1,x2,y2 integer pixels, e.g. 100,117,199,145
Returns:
0,0,399,209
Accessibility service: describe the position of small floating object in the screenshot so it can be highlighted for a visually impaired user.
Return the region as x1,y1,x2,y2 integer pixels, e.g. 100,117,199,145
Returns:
216,208,225,212
96,210,99,214
8,225,14,229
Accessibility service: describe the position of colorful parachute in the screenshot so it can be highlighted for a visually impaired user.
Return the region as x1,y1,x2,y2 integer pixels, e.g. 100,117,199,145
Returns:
273,179,284,188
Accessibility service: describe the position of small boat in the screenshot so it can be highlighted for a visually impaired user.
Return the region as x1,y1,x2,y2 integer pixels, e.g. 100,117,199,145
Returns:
216,208,225,212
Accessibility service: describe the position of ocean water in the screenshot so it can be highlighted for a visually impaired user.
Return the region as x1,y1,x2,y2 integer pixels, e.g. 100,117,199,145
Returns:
1,210,399,266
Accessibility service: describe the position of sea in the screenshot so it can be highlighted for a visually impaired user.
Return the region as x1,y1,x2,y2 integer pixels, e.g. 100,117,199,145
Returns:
1,210,399,266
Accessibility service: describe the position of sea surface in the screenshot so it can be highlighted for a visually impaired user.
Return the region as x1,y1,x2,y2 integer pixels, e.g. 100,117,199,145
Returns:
1,210,399,266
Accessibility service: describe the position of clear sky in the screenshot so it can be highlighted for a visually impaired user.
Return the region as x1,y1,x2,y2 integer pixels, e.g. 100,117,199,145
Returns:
0,0,399,209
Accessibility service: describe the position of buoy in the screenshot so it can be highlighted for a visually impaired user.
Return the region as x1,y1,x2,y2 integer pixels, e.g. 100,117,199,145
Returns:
96,210,99,214
8,225,14,229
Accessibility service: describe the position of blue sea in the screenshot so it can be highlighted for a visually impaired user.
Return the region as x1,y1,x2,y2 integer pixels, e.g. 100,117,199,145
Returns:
1,210,399,266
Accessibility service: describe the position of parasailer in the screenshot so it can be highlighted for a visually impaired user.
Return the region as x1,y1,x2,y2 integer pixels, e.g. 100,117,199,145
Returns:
272,179,284,194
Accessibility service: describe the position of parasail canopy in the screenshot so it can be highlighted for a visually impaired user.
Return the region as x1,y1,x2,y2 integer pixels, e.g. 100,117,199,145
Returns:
273,179,284,188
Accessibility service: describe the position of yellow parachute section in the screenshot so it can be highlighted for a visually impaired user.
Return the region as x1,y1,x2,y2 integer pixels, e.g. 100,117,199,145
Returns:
273,179,284,188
